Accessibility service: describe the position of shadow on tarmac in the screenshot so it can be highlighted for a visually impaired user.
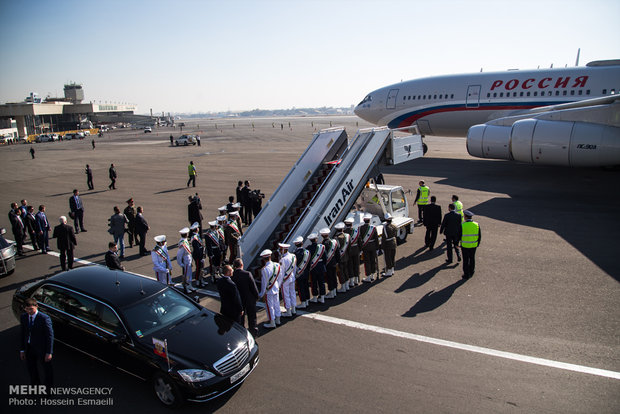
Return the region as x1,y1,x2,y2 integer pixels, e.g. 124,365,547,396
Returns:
401,278,467,317
386,157,620,282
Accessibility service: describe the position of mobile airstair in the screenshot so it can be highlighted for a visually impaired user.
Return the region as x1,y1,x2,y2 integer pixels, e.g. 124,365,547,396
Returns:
239,126,424,270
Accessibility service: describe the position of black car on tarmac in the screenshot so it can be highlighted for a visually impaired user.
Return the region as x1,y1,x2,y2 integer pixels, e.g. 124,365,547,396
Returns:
12,266,259,407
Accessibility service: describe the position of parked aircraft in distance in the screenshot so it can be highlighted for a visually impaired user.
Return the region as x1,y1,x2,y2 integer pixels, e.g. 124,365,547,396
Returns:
354,60,620,167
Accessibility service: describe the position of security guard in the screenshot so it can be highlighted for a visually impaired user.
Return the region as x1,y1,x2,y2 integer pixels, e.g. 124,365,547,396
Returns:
381,214,398,277
334,222,351,292
151,235,172,284
360,213,379,282
177,227,193,293
190,222,205,287
258,249,281,328
452,195,464,222
344,217,361,286
414,180,430,223
293,236,311,308
278,243,297,317
307,233,326,303
461,210,481,280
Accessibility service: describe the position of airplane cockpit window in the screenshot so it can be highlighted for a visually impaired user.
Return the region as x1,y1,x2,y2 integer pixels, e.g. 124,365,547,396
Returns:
358,95,372,105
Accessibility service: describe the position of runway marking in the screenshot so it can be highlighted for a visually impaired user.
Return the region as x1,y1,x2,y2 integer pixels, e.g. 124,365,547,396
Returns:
16,241,620,380
300,312,620,380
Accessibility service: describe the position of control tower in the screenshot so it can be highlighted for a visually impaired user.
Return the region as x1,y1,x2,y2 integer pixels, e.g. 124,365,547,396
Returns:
64,83,84,104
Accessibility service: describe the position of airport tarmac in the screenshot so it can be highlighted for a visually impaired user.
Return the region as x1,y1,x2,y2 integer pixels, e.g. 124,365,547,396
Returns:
0,116,619,413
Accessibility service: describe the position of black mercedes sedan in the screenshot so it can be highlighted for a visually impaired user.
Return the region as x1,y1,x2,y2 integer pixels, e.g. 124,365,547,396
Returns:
12,266,259,407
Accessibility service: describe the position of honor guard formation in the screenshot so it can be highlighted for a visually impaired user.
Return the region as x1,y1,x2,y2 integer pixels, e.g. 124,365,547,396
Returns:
7,173,481,335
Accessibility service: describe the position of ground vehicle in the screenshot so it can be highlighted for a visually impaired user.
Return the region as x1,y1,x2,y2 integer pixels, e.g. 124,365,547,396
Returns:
176,134,197,146
144,127,152,133
63,133,74,140
12,267,259,406
0,228,16,275
36,134,58,142
354,184,414,244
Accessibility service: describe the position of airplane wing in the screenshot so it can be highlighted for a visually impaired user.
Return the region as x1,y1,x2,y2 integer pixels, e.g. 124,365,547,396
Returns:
467,95,620,167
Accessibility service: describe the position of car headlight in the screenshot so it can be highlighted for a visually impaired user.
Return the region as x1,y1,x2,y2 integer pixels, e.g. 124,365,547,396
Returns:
246,329,256,350
2,246,15,259
177,369,215,383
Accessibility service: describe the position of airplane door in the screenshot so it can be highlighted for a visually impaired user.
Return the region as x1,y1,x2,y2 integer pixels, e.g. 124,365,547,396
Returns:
466,85,481,108
386,89,399,109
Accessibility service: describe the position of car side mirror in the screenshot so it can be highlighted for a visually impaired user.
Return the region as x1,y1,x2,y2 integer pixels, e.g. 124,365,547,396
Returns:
111,334,128,344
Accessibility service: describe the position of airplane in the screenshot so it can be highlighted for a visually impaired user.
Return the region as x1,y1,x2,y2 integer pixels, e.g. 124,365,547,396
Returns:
354,60,620,167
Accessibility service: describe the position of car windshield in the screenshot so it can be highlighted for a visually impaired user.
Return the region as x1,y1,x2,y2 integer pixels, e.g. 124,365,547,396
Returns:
122,288,199,337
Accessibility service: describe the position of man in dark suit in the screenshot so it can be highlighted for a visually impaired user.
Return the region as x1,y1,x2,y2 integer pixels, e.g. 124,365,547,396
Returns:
216,265,243,323
9,202,26,255
134,206,150,256
440,203,462,263
20,298,54,387
423,196,442,250
105,242,124,270
35,205,51,253
69,189,86,233
187,194,203,236
25,205,39,251
232,258,259,336
52,216,77,271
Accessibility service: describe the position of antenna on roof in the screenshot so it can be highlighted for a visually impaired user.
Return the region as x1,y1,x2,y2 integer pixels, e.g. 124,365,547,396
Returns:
115,272,120,286
139,279,145,295
575,48,581,66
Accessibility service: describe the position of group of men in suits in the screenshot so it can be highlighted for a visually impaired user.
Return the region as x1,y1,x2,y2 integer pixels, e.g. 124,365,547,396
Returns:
8,201,55,257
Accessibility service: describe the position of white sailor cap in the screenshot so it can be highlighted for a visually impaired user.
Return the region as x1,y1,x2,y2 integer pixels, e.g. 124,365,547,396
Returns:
363,213,372,220
278,243,290,249
154,235,166,243
208,220,217,226
217,215,227,221
179,227,190,234
464,210,474,218
232,202,241,208
334,222,345,230
384,213,393,220
344,217,354,225
307,233,318,240
218,205,227,212
293,236,304,244
229,211,239,216
319,227,330,236
260,249,272,257
190,222,200,230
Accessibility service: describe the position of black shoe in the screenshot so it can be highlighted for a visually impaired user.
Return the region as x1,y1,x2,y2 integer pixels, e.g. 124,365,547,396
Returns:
119,255,124,259
457,256,461,262
81,229,87,232
446,259,453,263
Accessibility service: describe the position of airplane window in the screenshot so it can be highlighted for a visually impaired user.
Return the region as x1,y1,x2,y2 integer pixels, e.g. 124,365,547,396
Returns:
493,93,497,98
563,90,567,96
486,93,490,98
433,95,437,99
578,90,583,95
586,90,590,95
500,93,504,97
513,92,517,97
423,95,426,99
555,91,560,96
570,90,575,95
418,95,421,100
526,92,530,97
612,89,616,94
602,89,607,94
520,92,523,97
439,94,442,99
533,92,538,96
451,94,454,99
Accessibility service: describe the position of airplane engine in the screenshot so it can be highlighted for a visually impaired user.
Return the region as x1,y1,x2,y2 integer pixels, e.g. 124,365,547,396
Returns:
467,120,620,167
511,119,620,167
466,124,512,160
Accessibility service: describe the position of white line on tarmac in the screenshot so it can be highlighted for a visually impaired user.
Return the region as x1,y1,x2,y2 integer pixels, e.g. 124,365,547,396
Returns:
16,241,620,380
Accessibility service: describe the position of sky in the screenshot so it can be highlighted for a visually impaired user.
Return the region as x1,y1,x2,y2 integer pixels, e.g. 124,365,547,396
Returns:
1,0,619,115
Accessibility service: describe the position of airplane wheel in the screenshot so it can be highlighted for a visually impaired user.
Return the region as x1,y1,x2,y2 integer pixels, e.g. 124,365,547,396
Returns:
422,143,428,155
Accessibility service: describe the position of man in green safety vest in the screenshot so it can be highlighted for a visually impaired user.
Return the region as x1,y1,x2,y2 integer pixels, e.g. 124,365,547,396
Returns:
187,161,197,187
460,210,481,280
414,180,430,224
452,195,464,222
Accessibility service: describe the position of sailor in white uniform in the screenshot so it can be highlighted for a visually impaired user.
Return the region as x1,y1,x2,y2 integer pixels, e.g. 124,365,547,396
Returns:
176,227,193,293
278,243,297,317
258,249,281,328
151,235,172,284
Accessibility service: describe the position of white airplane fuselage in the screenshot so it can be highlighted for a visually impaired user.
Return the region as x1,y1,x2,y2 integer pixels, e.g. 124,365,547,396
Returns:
354,64,620,136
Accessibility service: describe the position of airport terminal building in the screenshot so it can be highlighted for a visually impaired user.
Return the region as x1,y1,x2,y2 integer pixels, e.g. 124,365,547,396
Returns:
0,83,151,140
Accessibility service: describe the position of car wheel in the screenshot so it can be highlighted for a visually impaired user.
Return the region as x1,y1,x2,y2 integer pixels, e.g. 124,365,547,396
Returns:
184,142,188,146
396,227,408,245
175,142,179,146
153,373,184,408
